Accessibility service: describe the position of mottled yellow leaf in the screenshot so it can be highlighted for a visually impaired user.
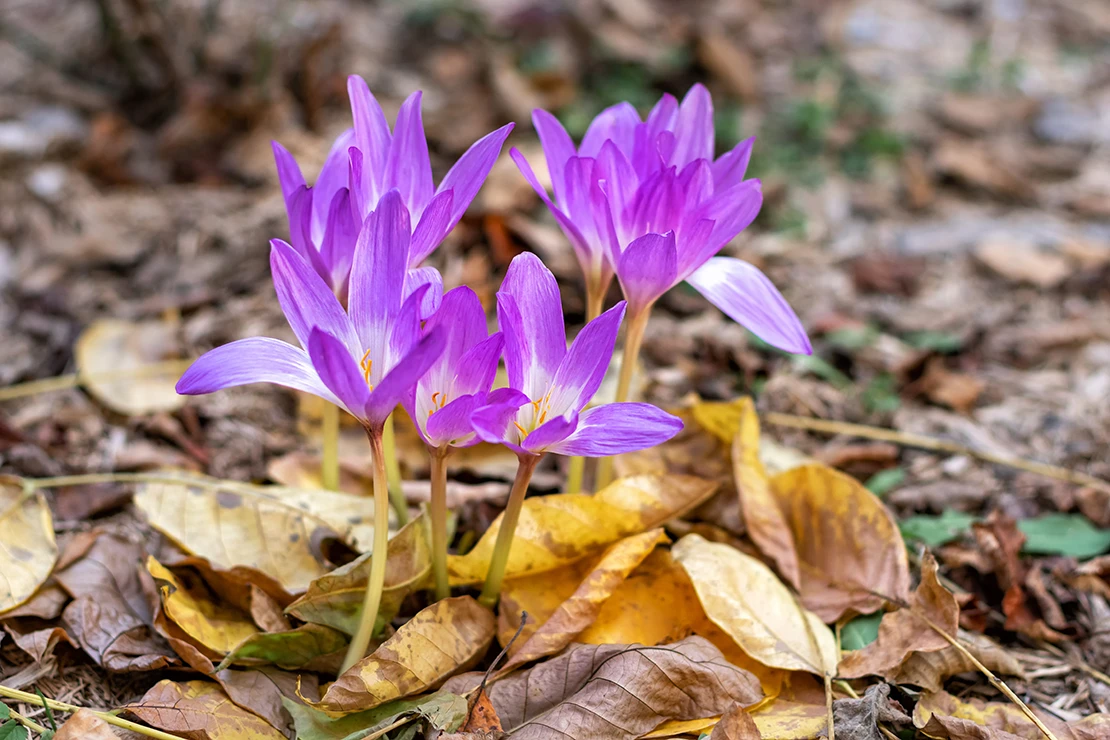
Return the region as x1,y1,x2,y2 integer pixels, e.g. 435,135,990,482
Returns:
672,534,837,676
751,700,829,739
75,318,185,416
126,680,285,739
148,558,259,657
0,482,57,614
448,474,716,585
312,596,495,715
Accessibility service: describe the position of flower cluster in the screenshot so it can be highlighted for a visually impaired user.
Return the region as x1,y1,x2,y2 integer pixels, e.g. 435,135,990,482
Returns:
176,77,810,674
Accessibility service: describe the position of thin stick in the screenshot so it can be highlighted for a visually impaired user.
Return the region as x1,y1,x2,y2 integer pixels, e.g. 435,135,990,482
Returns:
382,413,409,525
479,455,540,608
340,428,391,674
764,412,1110,494
595,305,652,489
824,673,836,740
321,403,340,492
0,360,195,402
429,447,451,601
24,471,214,490
0,685,184,740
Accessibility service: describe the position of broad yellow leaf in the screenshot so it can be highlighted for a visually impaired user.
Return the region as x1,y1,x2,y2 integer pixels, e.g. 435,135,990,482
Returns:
751,700,829,739
448,474,716,585
148,558,259,657
0,482,57,614
135,473,378,592
312,596,495,715
75,318,185,416
672,534,837,676
125,680,285,739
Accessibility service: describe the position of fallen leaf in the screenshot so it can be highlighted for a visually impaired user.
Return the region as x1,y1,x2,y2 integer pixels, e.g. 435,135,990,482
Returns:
710,705,762,739
838,553,958,679
832,683,910,740
672,534,837,676
914,357,985,414
51,481,133,521
75,318,185,415
217,623,348,671
148,558,259,657
448,475,716,585
498,529,668,671
286,514,431,636
889,631,1023,692
311,596,495,714
1017,513,1110,559
839,613,882,651
126,680,286,739
54,709,120,739
974,237,1072,288
442,688,505,739
750,700,828,740
0,583,68,620
912,690,1072,740
0,483,57,614
932,139,1036,202
2,622,75,662
135,473,376,593
284,691,468,740
249,586,291,633
447,636,763,740
900,511,977,547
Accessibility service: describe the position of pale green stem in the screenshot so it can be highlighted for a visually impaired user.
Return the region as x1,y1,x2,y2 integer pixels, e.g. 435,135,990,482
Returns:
479,454,540,608
565,285,607,495
429,447,450,601
594,305,652,489
321,403,340,491
340,428,391,674
0,684,184,740
382,412,409,525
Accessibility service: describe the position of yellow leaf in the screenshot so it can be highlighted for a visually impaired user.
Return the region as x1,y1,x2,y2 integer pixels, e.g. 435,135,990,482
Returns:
0,482,57,614
448,474,717,585
125,680,285,739
147,558,259,657
913,690,1047,739
672,534,837,676
642,717,719,738
751,700,829,739
75,318,185,416
135,472,378,592
312,596,495,715
498,529,668,671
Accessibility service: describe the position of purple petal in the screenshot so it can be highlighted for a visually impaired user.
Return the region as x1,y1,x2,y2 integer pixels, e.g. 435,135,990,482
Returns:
580,102,640,159
389,283,432,374
561,156,605,270
712,137,755,191
594,141,638,229
437,123,515,232
686,257,811,355
522,414,577,454
347,76,391,203
384,91,434,218
349,190,411,354
409,189,454,266
510,148,592,261
425,393,483,448
424,285,487,389
672,84,714,167
533,110,577,205
454,332,504,397
676,159,714,213
270,240,359,355
471,392,530,455
545,403,683,456
404,266,444,320
498,252,567,399
271,141,306,210
307,328,371,419
176,337,339,406
366,326,447,429
310,129,354,244
545,301,625,418
627,166,682,238
680,180,763,278
617,232,677,315
318,188,359,295
347,146,367,218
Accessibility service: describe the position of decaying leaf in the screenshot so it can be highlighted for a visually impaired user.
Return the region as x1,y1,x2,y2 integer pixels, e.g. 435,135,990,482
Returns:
448,474,716,585
148,558,260,657
911,689,1089,740
498,529,668,670
0,483,58,615
889,631,1023,692
75,318,186,415
672,534,837,676
217,623,348,671
54,709,120,739
285,514,431,636
447,636,762,740
311,596,495,715
135,474,376,593
832,683,910,740
284,691,468,740
710,705,762,739
838,552,958,679
126,680,286,739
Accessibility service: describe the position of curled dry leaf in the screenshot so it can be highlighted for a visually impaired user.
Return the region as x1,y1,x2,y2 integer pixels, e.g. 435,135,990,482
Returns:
672,534,837,677
311,596,495,715
54,709,120,739
447,636,762,740
498,528,668,671
889,631,1023,692
0,483,57,615
285,513,431,636
75,318,185,416
448,474,717,585
148,558,259,657
838,552,958,679
126,679,286,739
135,474,376,593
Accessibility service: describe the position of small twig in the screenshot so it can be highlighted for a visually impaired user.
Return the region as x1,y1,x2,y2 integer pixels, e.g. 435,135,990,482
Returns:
0,685,184,740
0,360,195,402
878,725,899,740
1035,641,1110,688
823,673,835,740
21,471,214,491
764,412,1110,494
4,706,49,734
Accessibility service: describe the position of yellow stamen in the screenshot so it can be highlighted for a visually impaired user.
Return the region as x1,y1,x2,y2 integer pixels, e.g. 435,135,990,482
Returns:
359,349,374,387
513,421,528,439
432,391,441,407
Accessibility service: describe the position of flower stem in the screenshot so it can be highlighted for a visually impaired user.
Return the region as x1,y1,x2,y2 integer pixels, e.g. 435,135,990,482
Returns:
478,454,540,608
340,428,391,675
382,412,409,525
566,285,607,494
321,403,340,491
0,684,184,740
594,305,652,489
564,455,586,494
429,447,451,601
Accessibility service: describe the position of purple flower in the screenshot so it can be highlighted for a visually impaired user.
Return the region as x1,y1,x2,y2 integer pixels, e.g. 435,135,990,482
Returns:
271,75,515,302
511,84,810,354
177,190,445,431
405,286,504,449
471,253,682,457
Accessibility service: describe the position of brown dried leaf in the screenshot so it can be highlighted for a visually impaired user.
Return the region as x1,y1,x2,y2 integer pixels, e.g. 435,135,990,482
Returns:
911,690,1091,740
710,705,762,739
54,709,121,739
889,632,1024,692
125,679,286,739
832,683,910,740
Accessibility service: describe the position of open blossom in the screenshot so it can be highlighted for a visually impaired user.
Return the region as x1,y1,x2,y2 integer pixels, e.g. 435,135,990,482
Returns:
271,75,514,303
471,253,683,457
406,286,504,449
511,84,810,354
177,190,444,431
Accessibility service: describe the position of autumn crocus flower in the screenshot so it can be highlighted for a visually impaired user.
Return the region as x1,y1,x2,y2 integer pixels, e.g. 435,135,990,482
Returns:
469,253,683,606
177,190,445,675
403,285,504,599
